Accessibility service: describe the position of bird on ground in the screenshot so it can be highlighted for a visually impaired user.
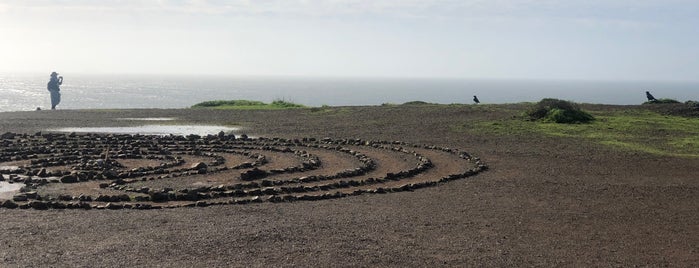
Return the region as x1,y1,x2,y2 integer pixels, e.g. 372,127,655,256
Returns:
646,91,657,102
473,95,480,104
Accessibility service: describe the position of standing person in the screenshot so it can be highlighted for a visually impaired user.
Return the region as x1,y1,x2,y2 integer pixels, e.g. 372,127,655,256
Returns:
47,72,63,110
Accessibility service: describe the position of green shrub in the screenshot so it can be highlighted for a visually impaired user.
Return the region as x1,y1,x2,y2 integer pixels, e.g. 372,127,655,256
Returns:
402,101,432,105
270,100,305,108
191,99,305,109
643,98,681,104
526,98,594,124
192,100,266,108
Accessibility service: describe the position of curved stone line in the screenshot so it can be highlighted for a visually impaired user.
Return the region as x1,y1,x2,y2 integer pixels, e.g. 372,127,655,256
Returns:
0,132,488,210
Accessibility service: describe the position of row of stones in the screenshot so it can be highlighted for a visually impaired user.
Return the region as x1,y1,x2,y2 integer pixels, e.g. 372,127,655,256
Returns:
0,160,487,210
113,141,383,199
13,139,444,204
2,138,401,204
1,136,487,209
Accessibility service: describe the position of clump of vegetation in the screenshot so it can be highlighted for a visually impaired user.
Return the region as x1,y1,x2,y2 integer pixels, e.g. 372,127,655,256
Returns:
192,100,265,108
526,98,594,124
191,99,305,110
270,100,306,108
402,101,433,105
643,98,681,104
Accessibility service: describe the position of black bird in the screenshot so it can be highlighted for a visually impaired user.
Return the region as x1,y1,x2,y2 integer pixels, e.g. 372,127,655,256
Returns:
473,95,480,104
646,91,657,102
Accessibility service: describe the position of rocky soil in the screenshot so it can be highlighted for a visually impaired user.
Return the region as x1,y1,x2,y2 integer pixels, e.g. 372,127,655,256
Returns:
0,104,697,267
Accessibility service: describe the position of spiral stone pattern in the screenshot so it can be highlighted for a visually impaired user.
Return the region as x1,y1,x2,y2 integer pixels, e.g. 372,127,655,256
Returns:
0,132,487,210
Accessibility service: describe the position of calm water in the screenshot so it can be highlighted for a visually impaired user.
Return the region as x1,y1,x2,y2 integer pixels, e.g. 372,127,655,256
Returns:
1,74,698,112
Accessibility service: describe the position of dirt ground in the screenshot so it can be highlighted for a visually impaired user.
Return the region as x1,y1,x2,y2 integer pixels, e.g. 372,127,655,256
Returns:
0,104,697,267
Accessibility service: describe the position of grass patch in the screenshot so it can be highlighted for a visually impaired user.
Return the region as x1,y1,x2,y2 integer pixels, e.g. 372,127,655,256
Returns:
192,99,306,110
466,109,699,157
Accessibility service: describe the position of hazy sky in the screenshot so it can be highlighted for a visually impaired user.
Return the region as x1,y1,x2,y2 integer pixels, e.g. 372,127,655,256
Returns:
1,0,698,80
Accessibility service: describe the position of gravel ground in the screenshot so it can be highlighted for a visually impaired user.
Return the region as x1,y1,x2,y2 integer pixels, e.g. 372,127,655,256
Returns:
0,104,697,267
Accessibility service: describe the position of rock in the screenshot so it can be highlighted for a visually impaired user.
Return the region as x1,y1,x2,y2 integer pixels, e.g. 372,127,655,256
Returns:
191,162,208,170
106,203,123,210
37,168,48,177
150,192,169,202
60,175,78,183
1,200,19,209
240,168,268,181
1,132,15,139
102,169,119,180
12,194,28,202
24,191,38,199
28,201,49,210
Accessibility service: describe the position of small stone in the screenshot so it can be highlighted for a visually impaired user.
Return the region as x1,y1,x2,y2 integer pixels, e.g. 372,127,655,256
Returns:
1,132,15,139
60,175,78,183
191,162,208,170
12,194,28,202
2,200,19,209
28,201,49,210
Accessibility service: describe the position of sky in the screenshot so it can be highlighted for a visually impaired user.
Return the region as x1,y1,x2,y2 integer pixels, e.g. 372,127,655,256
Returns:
0,0,698,80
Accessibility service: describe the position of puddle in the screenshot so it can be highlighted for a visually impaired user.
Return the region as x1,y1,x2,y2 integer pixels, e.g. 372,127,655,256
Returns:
0,166,20,171
0,181,23,200
117,117,176,121
53,125,240,136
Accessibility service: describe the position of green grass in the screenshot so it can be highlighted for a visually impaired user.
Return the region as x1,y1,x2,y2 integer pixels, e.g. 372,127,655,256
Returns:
191,99,306,110
463,109,699,158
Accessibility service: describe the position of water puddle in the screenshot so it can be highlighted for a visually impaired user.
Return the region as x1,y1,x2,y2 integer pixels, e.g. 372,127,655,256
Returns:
0,181,23,200
0,166,20,171
53,125,240,136
117,117,176,121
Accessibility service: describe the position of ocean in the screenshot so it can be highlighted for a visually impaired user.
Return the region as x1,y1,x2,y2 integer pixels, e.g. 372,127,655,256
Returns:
1,73,698,112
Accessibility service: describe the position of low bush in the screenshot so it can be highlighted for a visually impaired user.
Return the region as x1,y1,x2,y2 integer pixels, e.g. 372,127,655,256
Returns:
643,98,681,104
192,100,266,108
526,98,594,124
191,99,305,109
402,101,432,105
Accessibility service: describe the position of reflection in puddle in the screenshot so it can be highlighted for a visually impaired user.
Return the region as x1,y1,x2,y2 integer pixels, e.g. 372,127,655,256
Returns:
0,166,20,171
0,181,23,200
53,125,240,136
117,117,176,121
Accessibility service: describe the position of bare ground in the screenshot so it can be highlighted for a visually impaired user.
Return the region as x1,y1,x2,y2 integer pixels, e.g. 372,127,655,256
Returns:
0,104,697,267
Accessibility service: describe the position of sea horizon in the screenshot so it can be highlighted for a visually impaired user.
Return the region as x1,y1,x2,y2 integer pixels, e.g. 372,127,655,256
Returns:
1,73,698,112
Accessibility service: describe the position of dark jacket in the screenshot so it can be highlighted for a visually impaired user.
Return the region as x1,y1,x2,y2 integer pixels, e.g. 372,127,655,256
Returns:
47,77,61,91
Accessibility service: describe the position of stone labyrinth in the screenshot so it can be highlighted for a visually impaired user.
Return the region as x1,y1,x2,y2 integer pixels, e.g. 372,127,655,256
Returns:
0,132,487,210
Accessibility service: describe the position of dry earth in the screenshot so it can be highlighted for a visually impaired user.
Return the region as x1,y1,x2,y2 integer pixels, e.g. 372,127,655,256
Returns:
0,104,697,267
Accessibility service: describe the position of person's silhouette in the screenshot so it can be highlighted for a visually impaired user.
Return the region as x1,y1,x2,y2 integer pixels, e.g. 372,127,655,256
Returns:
47,72,63,109
645,91,657,102
473,95,480,104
